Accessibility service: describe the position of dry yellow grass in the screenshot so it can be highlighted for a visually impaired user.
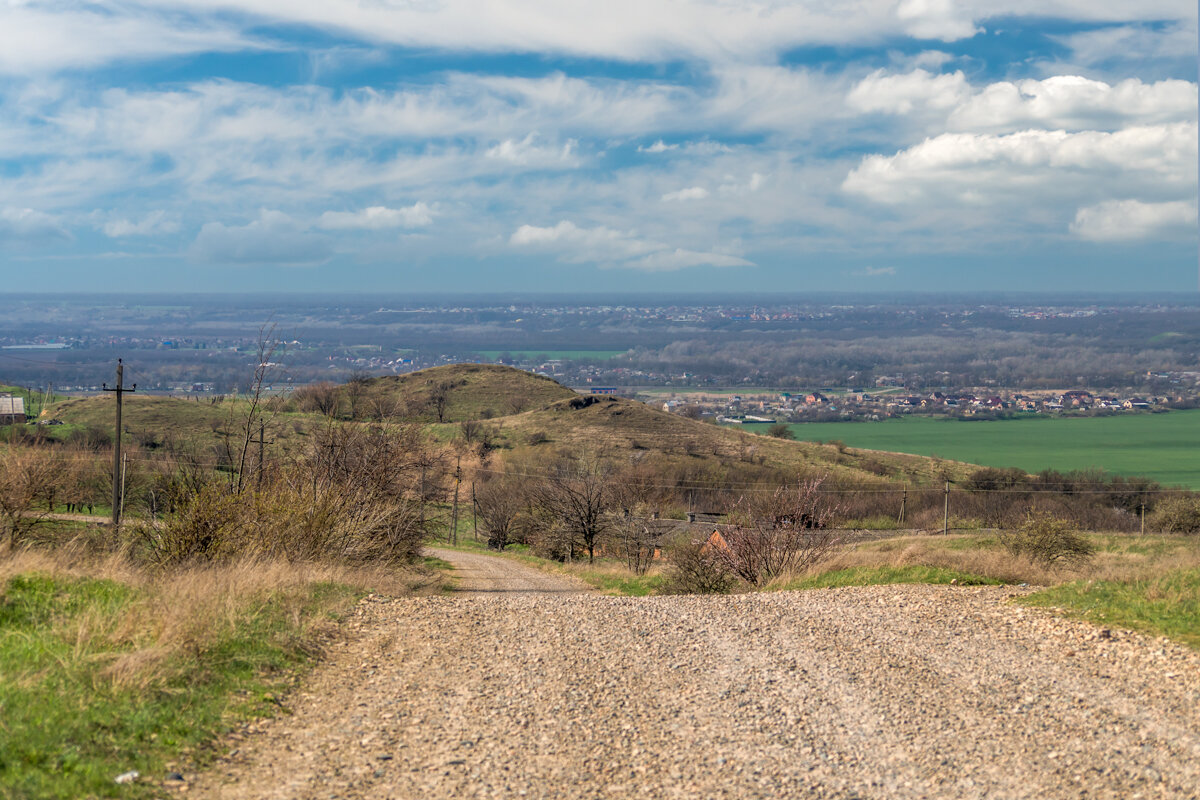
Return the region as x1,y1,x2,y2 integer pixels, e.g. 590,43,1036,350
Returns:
0,545,442,691
786,533,1200,588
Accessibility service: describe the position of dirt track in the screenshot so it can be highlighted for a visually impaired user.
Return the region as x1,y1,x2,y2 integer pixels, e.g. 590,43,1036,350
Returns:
193,549,1200,799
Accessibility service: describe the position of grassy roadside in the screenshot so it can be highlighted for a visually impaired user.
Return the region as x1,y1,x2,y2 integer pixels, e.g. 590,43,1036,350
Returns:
0,552,444,799
1021,569,1200,649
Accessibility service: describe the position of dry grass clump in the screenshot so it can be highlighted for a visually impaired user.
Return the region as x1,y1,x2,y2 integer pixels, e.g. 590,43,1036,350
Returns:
0,547,440,692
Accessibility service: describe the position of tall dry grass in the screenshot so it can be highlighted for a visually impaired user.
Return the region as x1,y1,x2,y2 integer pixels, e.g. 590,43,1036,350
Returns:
781,533,1200,588
0,545,441,691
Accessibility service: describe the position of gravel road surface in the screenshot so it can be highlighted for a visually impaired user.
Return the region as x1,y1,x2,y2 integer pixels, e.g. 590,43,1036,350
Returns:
193,550,1200,799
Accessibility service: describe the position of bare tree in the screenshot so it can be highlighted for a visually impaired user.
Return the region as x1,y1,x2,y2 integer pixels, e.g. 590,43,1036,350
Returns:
232,325,282,494
0,446,65,548
533,453,614,563
708,478,843,586
475,474,525,550
428,382,451,423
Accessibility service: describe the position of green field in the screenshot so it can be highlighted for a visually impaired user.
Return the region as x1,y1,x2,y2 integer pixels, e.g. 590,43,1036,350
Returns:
475,350,626,360
786,410,1200,489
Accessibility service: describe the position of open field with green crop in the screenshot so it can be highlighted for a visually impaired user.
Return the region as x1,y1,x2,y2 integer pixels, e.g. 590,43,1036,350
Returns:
785,410,1200,488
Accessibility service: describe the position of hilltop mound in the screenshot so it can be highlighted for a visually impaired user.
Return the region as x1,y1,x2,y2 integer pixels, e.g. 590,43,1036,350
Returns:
326,364,577,423
496,394,953,484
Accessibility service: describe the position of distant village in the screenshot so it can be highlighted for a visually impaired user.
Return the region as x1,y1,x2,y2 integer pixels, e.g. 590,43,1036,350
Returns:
648,386,1198,425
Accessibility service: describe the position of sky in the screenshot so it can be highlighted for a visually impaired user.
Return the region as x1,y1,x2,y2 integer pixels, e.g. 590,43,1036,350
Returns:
0,1,1197,294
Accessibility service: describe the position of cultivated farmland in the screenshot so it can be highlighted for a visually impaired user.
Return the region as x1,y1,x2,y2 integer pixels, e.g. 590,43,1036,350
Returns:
785,410,1200,489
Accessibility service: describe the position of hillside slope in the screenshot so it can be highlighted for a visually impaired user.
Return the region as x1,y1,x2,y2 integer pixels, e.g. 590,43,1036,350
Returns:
332,364,576,422
490,394,964,484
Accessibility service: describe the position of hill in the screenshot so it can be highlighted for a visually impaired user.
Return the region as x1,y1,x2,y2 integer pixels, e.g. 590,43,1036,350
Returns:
324,364,576,423
33,365,969,486
486,394,965,485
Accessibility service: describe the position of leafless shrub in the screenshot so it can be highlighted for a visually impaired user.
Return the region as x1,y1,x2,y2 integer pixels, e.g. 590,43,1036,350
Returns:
660,535,736,594
707,478,843,586
1001,512,1095,569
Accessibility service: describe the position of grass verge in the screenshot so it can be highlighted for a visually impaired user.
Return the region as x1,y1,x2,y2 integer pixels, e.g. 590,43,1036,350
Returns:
774,565,1000,591
0,552,442,799
1021,569,1200,650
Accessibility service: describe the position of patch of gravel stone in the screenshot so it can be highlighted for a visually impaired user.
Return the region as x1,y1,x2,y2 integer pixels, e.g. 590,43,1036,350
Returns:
192,557,1200,800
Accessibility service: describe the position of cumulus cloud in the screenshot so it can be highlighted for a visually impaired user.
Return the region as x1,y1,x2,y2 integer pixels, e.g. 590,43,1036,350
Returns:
510,220,751,271
661,187,709,202
843,123,1197,205
191,210,332,265
948,76,1197,132
317,203,434,230
0,206,71,244
847,70,1197,133
1070,200,1198,241
847,68,970,114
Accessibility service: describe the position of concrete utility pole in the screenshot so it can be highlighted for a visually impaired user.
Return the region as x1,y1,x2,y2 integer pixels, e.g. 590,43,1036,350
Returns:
102,359,135,528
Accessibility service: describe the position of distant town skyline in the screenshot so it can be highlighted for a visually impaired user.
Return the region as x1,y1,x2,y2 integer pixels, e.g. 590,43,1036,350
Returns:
0,1,1196,293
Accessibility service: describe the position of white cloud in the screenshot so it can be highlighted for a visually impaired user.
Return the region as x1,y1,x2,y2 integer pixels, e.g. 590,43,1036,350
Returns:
103,210,179,237
0,6,261,74
625,249,752,271
847,68,969,114
895,0,981,41
847,70,1197,133
1070,200,1198,242
509,220,752,271
639,140,677,153
0,206,70,243
857,265,897,276
191,209,332,265
318,203,434,230
485,134,578,166
843,123,1197,205
948,76,1197,132
1052,21,1199,70
661,187,709,202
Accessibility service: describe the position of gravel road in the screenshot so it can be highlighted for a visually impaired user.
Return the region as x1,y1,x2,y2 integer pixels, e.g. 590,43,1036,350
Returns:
193,550,1200,800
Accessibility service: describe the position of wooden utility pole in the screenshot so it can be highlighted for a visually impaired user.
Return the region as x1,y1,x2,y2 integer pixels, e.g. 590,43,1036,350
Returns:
102,359,135,528
472,483,479,541
450,456,461,545
256,422,274,490
942,480,950,535
897,487,907,526
1140,503,1146,535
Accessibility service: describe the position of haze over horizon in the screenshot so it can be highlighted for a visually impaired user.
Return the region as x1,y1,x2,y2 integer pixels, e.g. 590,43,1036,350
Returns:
0,1,1196,294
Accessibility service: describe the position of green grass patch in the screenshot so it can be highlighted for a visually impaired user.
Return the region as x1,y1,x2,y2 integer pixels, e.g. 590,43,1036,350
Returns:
785,410,1200,489
777,565,1001,591
1021,569,1200,649
0,572,360,799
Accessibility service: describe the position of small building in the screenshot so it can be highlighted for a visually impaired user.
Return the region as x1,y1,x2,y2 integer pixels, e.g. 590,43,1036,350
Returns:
589,387,619,395
0,395,26,425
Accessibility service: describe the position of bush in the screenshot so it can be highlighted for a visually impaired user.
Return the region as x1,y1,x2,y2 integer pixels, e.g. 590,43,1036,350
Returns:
660,536,736,594
1001,512,1095,569
1150,495,1200,534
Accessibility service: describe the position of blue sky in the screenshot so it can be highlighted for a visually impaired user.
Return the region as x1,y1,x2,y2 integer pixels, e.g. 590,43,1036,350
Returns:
0,1,1196,293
